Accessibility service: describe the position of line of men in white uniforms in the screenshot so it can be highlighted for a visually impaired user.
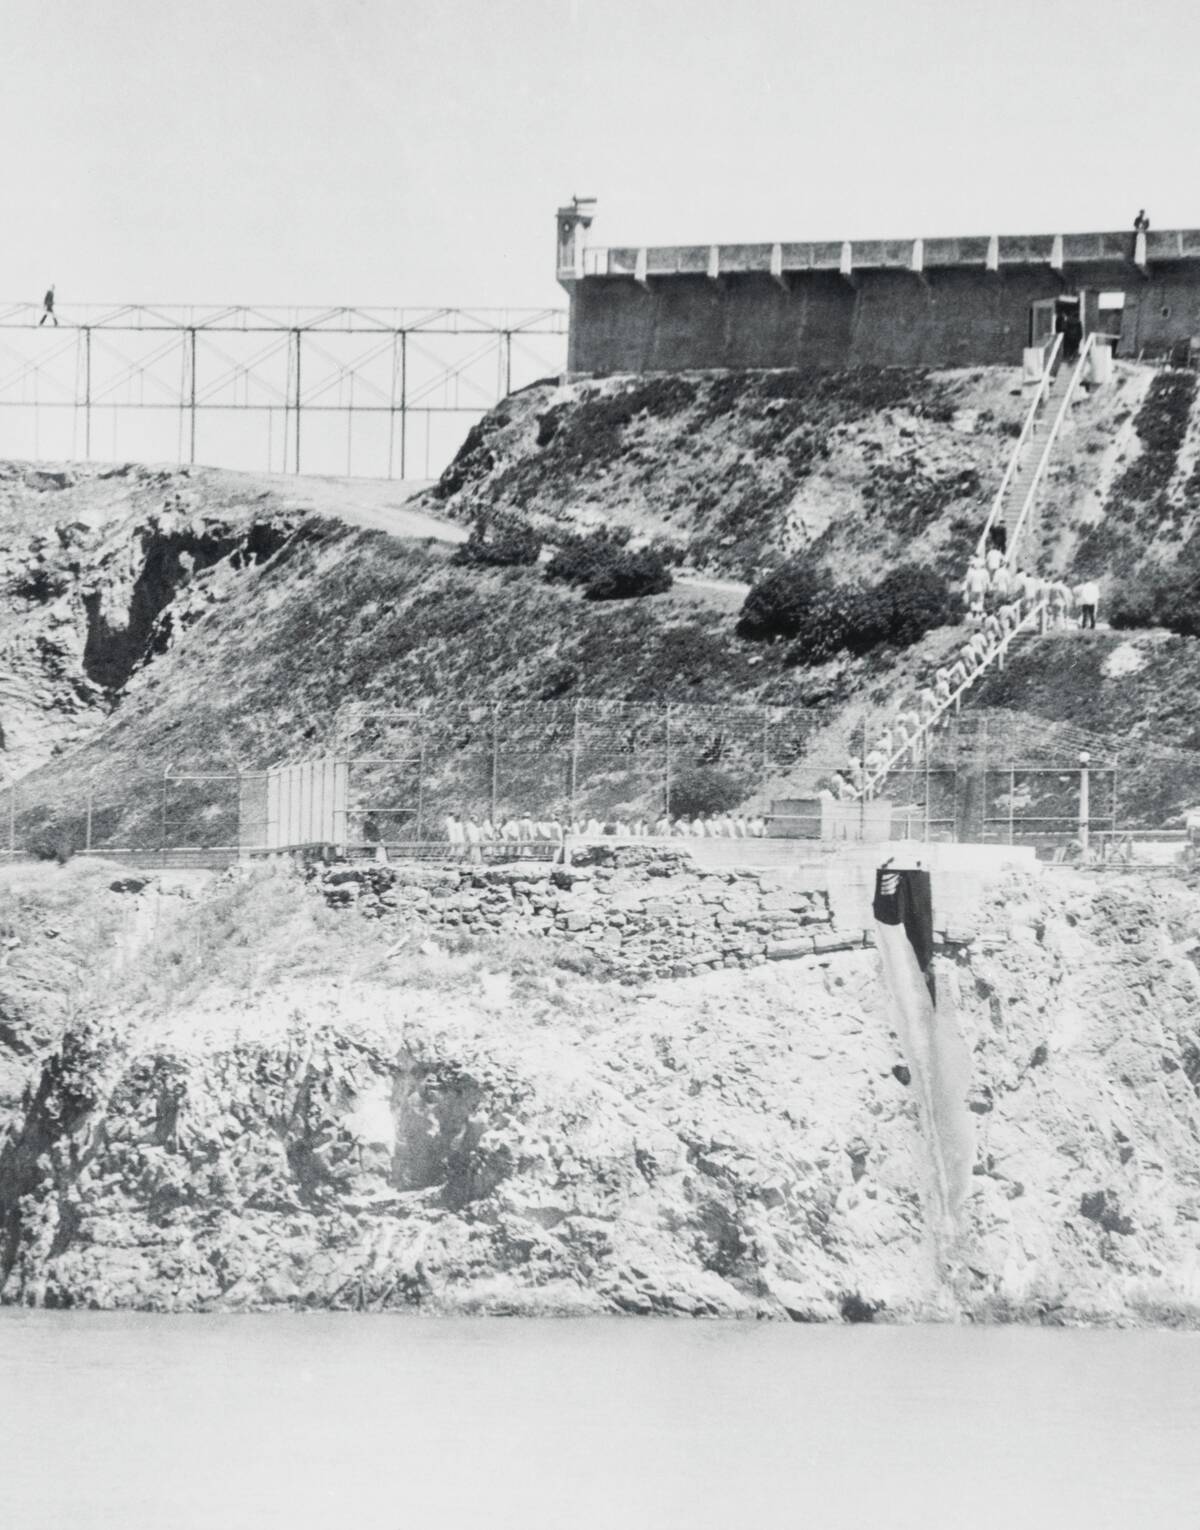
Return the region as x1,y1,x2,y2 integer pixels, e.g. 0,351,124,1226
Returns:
443,811,769,843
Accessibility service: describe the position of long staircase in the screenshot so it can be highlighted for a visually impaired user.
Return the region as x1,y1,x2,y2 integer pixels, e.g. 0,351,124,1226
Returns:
977,330,1097,565
855,331,1100,802
995,362,1073,551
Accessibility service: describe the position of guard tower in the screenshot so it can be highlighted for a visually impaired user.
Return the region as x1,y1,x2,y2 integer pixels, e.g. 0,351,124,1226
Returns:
556,196,597,284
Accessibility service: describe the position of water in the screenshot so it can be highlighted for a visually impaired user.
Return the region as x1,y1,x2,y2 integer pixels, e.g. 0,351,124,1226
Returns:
2,1313,1198,1530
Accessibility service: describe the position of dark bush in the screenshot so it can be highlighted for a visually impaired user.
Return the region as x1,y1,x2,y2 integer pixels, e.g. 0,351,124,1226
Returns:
739,560,953,661
544,525,632,585
668,765,746,819
583,547,673,601
1110,370,1197,503
27,824,77,864
735,560,827,642
1110,565,1200,635
870,562,959,648
786,580,878,664
543,526,672,601
450,520,541,569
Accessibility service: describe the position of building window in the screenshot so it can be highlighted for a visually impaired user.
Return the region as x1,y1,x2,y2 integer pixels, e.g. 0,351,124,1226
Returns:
1097,292,1126,312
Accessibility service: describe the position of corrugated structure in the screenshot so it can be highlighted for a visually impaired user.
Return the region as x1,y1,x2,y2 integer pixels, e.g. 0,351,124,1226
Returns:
239,759,348,852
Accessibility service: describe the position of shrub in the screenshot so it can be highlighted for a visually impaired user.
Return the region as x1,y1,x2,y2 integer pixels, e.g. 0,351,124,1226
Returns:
870,562,959,648
544,525,633,585
1110,370,1197,503
786,580,877,664
739,560,953,661
668,765,746,819
583,547,673,601
735,561,827,642
26,824,77,864
450,519,541,569
1110,566,1200,635
543,526,672,601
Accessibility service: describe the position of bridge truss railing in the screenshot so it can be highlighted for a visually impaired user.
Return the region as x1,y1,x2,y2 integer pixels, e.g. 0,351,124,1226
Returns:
0,303,568,480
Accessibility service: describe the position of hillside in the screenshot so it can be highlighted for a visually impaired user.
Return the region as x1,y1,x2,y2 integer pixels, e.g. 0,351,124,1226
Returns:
435,367,1028,579
3,361,1200,848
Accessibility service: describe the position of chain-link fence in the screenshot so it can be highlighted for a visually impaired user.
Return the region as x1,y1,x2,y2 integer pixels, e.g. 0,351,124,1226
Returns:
3,701,1200,862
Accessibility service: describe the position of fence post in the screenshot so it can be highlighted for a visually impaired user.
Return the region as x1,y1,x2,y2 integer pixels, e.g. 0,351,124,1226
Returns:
858,716,867,838
664,703,673,817
8,780,14,858
982,714,990,843
1008,762,1015,846
417,737,426,841
161,768,170,866
1078,750,1091,860
86,775,94,853
570,700,580,823
923,740,931,843
490,703,499,825
1111,754,1118,841
761,708,770,787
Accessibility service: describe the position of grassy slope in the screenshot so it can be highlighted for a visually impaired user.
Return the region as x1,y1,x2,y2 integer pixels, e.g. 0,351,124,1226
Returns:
13,525,821,843
435,367,1029,579
9,363,1200,842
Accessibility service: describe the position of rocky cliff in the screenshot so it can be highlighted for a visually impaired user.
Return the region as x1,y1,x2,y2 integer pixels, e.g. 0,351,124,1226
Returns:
2,855,1199,1323
0,461,324,784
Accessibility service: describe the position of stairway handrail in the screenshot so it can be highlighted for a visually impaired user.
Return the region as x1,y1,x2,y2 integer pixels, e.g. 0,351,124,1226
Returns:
1005,331,1097,564
976,333,1064,559
857,596,1048,799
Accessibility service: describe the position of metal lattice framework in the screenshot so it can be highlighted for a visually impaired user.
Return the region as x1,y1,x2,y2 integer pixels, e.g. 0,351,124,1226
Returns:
0,302,567,479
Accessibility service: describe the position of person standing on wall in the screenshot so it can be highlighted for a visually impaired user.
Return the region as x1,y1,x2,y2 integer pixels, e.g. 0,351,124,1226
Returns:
38,285,58,326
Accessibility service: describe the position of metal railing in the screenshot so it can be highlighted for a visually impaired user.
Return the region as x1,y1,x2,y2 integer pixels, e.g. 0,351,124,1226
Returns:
859,596,1048,800
975,332,1063,558
1005,332,1097,563
858,328,1102,805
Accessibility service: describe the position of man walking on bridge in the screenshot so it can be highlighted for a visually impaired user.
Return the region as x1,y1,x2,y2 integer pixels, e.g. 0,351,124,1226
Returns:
38,285,58,326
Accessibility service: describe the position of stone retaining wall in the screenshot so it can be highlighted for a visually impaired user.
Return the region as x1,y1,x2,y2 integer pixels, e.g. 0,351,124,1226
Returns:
312,843,879,979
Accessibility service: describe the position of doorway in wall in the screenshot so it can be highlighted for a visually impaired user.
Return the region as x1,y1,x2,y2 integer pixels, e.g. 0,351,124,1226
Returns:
1031,295,1083,359
1030,299,1057,348
1097,291,1126,356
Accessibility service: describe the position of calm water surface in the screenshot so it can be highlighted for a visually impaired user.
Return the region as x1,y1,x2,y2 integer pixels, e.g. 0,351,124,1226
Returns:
2,1313,1198,1530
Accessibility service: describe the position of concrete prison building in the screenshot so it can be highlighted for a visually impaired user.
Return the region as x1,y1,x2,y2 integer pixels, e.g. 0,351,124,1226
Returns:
556,198,1200,373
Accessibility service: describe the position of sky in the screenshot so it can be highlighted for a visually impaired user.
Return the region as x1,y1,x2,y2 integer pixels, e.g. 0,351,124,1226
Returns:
4,0,1198,314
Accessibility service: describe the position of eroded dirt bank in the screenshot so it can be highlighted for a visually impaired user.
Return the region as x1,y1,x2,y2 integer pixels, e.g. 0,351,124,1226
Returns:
1,857,1198,1322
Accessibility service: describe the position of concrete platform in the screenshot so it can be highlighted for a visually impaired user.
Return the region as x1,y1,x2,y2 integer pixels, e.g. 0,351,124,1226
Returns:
681,837,1036,931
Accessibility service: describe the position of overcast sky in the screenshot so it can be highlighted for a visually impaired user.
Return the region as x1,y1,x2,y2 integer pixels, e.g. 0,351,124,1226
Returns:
3,0,1195,310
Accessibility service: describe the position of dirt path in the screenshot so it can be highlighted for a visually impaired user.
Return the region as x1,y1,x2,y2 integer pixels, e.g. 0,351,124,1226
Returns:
223,470,465,542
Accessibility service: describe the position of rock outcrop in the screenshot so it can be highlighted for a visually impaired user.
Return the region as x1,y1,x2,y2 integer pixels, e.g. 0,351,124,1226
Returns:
1,857,1199,1323
0,462,317,782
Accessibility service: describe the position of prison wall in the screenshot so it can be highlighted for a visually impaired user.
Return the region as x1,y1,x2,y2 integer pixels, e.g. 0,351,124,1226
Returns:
567,261,1200,373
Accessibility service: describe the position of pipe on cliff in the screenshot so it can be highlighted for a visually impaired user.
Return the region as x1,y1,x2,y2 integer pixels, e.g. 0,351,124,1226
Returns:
872,868,975,1241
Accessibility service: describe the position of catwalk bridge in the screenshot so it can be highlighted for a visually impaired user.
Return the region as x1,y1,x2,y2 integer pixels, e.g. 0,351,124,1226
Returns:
0,302,568,479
